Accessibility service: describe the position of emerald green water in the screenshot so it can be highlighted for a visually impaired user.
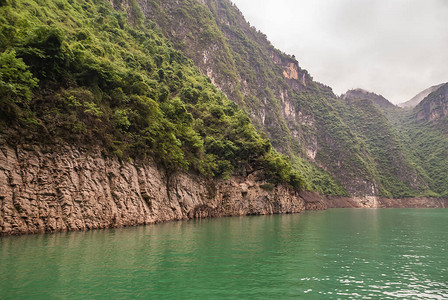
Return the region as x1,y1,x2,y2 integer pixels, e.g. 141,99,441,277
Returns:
1,209,447,299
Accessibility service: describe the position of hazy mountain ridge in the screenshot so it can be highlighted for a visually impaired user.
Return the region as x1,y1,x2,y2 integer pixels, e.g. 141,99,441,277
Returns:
342,88,397,111
415,83,448,122
399,83,445,108
391,83,448,197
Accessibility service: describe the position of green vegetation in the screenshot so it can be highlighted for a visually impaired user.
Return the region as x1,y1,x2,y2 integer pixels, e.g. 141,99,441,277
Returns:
0,0,304,189
142,0,349,196
1,0,446,199
338,98,428,197
154,0,447,198
390,106,448,198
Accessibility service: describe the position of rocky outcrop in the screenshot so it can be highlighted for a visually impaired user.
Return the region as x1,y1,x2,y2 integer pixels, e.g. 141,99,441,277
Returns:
415,83,448,121
301,190,327,210
1,140,446,236
0,141,318,236
324,196,379,208
378,197,448,208
283,62,299,80
324,195,447,208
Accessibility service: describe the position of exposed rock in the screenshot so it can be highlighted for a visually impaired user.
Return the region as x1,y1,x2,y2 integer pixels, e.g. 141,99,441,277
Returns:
1,140,445,236
378,197,448,208
300,190,327,210
324,195,447,208
415,83,448,121
283,62,299,80
0,142,307,236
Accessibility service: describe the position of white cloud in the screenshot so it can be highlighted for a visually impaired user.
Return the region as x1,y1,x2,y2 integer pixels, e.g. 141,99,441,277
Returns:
231,0,448,103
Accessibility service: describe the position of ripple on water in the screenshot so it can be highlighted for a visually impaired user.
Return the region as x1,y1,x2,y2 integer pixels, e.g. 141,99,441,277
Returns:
0,209,447,299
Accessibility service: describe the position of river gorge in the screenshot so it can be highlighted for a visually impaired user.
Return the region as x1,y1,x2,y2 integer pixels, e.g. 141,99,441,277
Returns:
1,209,447,298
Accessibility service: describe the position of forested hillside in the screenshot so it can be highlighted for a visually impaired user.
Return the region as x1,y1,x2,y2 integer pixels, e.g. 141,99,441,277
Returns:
0,0,446,199
392,83,448,198
138,0,446,198
0,0,304,189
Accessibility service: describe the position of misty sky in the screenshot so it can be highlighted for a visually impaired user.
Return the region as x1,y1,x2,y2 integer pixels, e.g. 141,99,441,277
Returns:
231,0,448,104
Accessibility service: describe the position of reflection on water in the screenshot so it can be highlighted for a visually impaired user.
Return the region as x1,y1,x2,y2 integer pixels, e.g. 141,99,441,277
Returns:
1,209,447,299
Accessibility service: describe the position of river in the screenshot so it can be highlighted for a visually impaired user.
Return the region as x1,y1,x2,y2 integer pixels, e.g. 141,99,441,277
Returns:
1,209,447,299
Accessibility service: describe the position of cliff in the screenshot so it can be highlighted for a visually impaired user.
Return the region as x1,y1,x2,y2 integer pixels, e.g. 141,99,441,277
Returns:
1,138,446,236
325,196,448,209
0,140,326,236
1,0,447,238
415,83,448,122
139,0,442,198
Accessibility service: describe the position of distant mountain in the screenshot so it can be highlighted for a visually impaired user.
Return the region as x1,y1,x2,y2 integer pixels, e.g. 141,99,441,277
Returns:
415,83,448,122
342,89,397,110
398,83,445,108
393,82,448,197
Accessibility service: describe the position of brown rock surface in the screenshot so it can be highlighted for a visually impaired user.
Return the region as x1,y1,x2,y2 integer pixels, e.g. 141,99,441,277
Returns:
1,141,445,236
324,195,447,209
0,142,310,236
378,197,448,208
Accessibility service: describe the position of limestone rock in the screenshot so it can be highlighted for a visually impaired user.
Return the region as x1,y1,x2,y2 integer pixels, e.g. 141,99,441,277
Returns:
0,142,306,236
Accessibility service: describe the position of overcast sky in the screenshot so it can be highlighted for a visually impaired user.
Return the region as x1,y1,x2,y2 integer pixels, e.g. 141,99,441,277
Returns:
231,0,448,104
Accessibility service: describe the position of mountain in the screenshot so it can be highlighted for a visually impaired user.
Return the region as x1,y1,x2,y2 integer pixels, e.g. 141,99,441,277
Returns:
1,0,314,187
415,83,448,122
338,94,426,197
1,0,329,235
0,0,447,235
343,88,397,111
390,83,448,198
139,0,439,198
398,83,445,108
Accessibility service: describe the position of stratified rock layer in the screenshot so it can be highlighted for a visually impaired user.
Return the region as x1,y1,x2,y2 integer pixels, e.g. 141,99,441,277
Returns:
0,141,321,236
1,140,445,236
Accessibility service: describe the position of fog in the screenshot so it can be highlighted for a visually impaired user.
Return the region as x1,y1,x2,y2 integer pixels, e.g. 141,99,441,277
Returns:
231,0,448,104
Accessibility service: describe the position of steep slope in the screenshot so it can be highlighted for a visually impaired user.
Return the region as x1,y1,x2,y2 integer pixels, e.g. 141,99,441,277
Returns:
377,83,448,198
399,83,445,108
139,0,364,196
0,142,315,236
1,0,446,210
0,0,306,187
395,83,448,197
400,122,448,198
0,0,324,234
415,83,448,122
337,96,429,197
343,89,397,111
140,0,437,198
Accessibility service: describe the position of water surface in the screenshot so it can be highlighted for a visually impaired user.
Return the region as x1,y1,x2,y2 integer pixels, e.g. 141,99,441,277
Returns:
1,209,447,299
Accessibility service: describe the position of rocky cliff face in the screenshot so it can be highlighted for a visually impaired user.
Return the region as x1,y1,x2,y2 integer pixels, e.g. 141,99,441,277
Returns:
138,0,381,196
2,138,446,237
325,195,448,208
0,140,324,236
415,83,448,121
